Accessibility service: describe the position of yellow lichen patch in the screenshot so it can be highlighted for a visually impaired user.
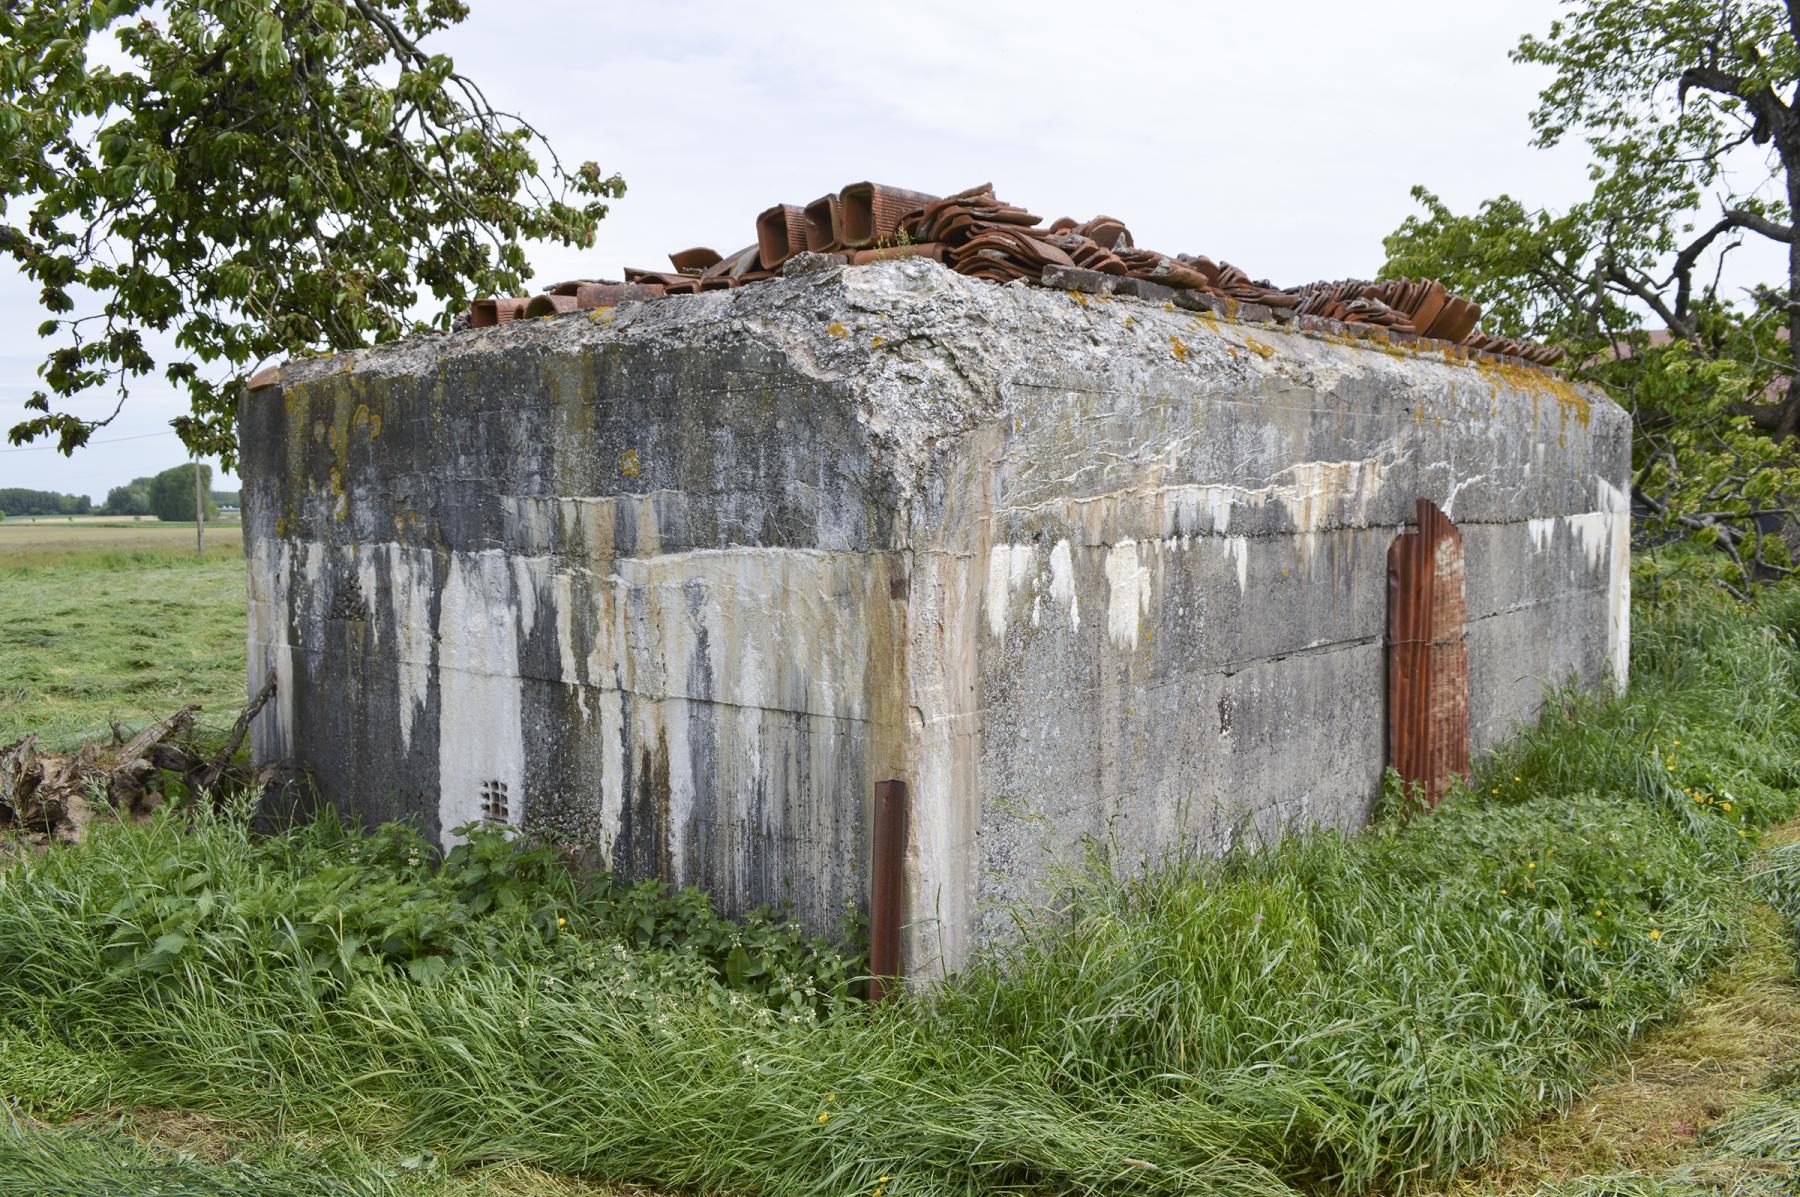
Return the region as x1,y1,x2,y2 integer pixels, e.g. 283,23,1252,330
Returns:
1067,291,1090,307
1241,336,1276,359
351,403,382,441
1476,358,1591,429
1170,335,1189,362
1163,302,1175,312
870,335,885,348
588,305,616,324
619,448,641,478
1122,315,1135,327
826,321,848,338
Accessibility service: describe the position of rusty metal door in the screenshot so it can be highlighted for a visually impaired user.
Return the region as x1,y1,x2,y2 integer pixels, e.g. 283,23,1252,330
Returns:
1387,499,1470,806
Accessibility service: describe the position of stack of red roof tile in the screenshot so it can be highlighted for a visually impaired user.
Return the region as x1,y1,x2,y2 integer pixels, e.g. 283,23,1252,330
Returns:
467,181,1563,366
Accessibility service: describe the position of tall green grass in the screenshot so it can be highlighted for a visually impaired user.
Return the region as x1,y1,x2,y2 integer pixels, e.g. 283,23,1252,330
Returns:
1508,839,1800,1197
0,1111,416,1197
1,568,1797,1195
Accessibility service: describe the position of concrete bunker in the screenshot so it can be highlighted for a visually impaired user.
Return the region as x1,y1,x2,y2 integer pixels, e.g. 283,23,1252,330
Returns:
240,256,1631,977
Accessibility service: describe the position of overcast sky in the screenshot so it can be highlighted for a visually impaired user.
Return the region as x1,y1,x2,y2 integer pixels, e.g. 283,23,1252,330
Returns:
1,0,1787,500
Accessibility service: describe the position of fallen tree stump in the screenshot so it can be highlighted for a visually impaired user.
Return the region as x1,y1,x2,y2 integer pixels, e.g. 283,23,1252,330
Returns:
0,673,279,844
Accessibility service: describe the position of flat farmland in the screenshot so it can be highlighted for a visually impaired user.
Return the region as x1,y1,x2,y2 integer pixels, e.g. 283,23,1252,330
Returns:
0,516,242,565
0,520,248,748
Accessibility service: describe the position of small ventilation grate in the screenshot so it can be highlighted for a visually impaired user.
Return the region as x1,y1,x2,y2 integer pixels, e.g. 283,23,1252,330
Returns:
480,779,511,822
328,574,368,621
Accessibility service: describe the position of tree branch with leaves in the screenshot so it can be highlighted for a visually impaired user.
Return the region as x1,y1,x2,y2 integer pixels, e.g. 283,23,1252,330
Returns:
0,0,623,466
1383,0,1800,594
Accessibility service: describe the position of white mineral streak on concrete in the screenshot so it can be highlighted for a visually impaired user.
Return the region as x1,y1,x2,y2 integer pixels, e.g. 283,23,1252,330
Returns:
510,556,540,642
984,543,1034,638
354,552,380,651
384,544,434,752
1048,539,1079,632
605,546,865,716
1104,540,1151,648
436,550,526,844
1223,536,1248,593
1559,479,1631,691
1442,473,1484,521
1600,478,1631,690
1567,512,1613,571
551,570,590,721
596,687,626,859
1527,518,1557,552
1016,454,1392,550
245,538,296,759
907,545,981,979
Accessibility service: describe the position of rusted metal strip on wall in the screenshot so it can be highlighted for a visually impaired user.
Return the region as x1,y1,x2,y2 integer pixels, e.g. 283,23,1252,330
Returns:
1387,499,1470,807
868,778,907,1003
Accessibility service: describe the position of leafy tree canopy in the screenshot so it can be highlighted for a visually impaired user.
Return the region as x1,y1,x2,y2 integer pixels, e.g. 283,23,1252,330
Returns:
1383,0,1800,592
146,462,215,522
102,483,148,516
1,0,624,466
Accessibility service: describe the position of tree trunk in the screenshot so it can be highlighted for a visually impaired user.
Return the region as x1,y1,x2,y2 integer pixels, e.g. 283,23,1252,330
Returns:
1783,171,1800,440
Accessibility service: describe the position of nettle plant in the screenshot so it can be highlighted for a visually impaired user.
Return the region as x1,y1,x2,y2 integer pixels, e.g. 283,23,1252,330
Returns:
0,0,623,462
85,806,861,1014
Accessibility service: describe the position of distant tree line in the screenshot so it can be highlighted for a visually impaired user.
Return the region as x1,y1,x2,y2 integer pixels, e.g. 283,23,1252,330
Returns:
102,464,218,521
0,488,91,516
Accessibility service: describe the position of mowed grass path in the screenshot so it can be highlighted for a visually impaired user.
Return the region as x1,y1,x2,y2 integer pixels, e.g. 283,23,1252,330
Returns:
0,523,248,748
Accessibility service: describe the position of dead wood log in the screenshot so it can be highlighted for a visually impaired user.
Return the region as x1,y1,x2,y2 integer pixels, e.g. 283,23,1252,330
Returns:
0,677,278,843
192,671,277,800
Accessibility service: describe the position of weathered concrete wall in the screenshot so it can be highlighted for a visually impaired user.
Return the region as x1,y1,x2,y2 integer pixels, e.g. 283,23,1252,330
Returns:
240,257,1630,976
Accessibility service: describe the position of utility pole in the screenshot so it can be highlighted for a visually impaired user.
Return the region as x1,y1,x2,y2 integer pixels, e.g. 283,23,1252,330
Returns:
193,458,205,555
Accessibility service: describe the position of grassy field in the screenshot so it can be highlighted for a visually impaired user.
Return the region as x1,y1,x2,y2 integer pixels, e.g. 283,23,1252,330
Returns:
0,559,1797,1195
0,516,241,566
0,523,248,748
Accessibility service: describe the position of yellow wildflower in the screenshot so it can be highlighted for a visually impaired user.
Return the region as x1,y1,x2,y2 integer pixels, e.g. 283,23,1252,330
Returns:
1650,929,1661,940
1722,802,1732,811
818,1112,830,1124
557,917,566,927
1527,861,1536,870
